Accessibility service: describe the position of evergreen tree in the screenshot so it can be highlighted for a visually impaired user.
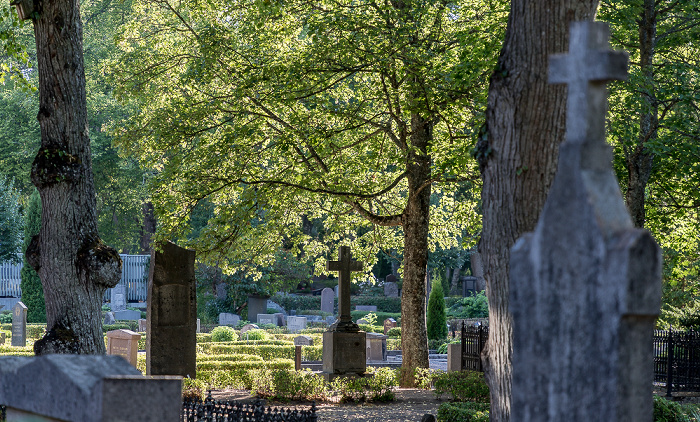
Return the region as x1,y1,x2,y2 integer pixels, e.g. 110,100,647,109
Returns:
0,178,22,263
20,190,45,323
427,277,448,341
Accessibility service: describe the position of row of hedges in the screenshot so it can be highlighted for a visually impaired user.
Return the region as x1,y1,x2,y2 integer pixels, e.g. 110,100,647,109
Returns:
199,342,323,361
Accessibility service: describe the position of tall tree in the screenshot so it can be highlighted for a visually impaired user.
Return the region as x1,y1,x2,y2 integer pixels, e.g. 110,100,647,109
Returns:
113,0,503,384
20,189,45,323
477,2,600,420
0,177,22,263
26,0,121,354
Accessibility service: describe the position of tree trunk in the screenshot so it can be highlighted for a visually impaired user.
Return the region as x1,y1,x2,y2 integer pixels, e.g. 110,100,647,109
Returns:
450,266,461,296
478,2,600,420
399,113,432,387
28,0,121,354
626,0,656,228
140,201,156,253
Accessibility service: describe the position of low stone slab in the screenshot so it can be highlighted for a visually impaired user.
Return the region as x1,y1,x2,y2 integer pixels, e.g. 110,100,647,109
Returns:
355,305,377,312
114,310,141,321
219,313,240,326
294,335,314,346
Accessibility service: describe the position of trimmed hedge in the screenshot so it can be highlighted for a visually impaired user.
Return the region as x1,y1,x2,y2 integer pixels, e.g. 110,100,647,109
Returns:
433,371,490,403
202,343,323,361
0,345,34,356
197,354,263,363
437,402,489,422
197,359,294,390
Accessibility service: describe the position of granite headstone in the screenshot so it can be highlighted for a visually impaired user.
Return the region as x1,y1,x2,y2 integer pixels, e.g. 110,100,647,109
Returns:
11,302,27,347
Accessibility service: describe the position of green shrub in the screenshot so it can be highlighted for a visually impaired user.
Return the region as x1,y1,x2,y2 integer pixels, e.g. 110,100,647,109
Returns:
241,329,270,341
387,338,401,350
211,326,237,342
447,291,489,319
358,324,383,333
427,278,448,340
330,367,397,402
386,327,401,337
653,395,697,422
197,353,262,362
0,312,11,324
350,311,401,326
437,402,490,422
196,359,294,390
196,333,213,343
26,324,46,340
21,190,46,323
437,339,460,354
254,369,328,401
433,371,490,403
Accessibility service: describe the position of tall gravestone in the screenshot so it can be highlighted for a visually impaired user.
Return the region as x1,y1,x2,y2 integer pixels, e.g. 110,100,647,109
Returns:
11,302,27,347
509,22,661,421
110,284,127,312
322,246,366,380
247,295,268,324
320,288,334,314
147,242,197,378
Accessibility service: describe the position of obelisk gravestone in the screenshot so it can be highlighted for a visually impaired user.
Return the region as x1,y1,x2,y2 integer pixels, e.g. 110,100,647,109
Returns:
11,302,27,347
509,22,661,421
322,246,366,380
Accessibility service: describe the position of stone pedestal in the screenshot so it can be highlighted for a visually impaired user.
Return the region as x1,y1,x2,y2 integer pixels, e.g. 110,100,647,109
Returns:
447,343,461,372
322,331,366,381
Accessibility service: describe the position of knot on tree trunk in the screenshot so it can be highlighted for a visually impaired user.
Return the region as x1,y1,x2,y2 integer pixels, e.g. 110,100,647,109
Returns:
30,147,82,188
77,234,122,288
34,321,80,355
26,234,41,272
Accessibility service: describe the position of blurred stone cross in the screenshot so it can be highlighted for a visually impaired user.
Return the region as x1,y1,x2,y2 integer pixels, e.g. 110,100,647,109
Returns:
509,21,662,421
327,246,363,332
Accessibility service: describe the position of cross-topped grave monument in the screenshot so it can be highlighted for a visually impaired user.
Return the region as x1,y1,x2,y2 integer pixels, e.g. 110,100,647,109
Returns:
322,246,366,380
509,22,661,421
326,245,363,332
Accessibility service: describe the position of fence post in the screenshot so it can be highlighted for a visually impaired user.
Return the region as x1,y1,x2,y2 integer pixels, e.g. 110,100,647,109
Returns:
460,321,466,370
295,345,302,371
666,329,674,398
477,325,484,372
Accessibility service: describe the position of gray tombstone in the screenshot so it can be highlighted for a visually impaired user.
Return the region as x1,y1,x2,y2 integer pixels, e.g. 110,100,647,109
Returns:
11,302,27,347
103,311,116,325
355,305,377,312
273,313,285,326
0,332,5,345
509,22,661,422
146,241,197,378
294,335,314,346
115,310,141,321
138,319,147,332
334,285,339,297
365,332,388,361
197,318,201,333
384,281,399,298
287,316,307,334
218,313,240,326
0,355,181,421
247,295,269,325
323,246,366,381
256,313,275,326
320,288,334,314
239,323,259,336
111,284,127,312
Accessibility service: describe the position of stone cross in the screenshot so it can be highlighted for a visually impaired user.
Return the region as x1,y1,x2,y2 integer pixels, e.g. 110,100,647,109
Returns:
549,21,628,145
326,246,363,332
509,21,661,421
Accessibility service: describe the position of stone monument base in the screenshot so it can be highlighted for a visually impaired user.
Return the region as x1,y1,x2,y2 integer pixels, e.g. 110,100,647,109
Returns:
322,331,366,381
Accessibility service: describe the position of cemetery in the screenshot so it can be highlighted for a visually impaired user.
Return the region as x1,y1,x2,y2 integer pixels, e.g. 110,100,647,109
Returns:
0,0,698,417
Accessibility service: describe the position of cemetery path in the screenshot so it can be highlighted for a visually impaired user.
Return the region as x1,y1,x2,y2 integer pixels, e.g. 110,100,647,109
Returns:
212,388,442,421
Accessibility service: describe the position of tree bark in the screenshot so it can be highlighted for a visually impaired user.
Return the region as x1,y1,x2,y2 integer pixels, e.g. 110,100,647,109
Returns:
450,267,461,296
478,2,599,420
626,0,656,228
140,201,156,253
399,113,432,387
29,0,121,354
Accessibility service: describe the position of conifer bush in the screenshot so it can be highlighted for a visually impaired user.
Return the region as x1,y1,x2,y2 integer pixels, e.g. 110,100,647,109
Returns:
427,278,448,340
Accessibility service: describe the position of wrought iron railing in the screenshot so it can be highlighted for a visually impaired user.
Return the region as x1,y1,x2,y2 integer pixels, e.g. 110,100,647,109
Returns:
460,322,488,372
654,329,700,396
182,392,317,422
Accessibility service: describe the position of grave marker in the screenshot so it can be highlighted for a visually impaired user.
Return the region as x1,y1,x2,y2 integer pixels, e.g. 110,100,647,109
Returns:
106,329,141,367
218,313,240,326
247,295,268,325
384,281,399,298
355,305,377,312
111,284,127,312
146,242,197,378
0,332,5,345
138,318,147,332
11,302,27,347
115,309,140,321
323,246,366,380
256,313,275,326
509,21,660,422
383,318,398,335
104,311,116,325
239,323,259,338
320,288,334,314
294,335,314,346
287,316,308,333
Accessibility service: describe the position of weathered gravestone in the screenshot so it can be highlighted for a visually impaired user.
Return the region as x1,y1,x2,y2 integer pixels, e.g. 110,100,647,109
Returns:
147,242,197,378
11,302,27,347
239,323,259,338
294,335,314,346
384,281,399,298
103,311,115,325
247,295,269,325
110,284,127,312
218,313,240,326
320,288,334,314
509,21,661,422
365,332,388,361
106,329,141,367
138,318,147,332
322,246,366,380
383,318,398,335
115,309,141,321
256,313,275,326
0,355,181,421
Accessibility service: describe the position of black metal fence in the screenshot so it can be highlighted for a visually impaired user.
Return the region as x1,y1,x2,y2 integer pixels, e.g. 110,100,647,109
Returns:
182,392,317,422
460,323,488,372
654,329,700,396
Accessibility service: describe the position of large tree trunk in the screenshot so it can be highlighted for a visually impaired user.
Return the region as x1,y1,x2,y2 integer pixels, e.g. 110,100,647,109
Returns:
28,0,121,354
625,0,657,228
399,114,432,387
140,201,156,253
478,2,600,420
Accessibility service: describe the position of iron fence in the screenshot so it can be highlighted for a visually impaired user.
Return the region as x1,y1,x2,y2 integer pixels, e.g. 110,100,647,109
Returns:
460,322,488,372
654,329,700,396
0,254,22,298
182,393,317,422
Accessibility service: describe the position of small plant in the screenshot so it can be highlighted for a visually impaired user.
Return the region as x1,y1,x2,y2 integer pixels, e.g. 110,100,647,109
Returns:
433,371,490,403
386,327,401,337
437,402,489,422
364,312,378,326
210,326,237,342
242,329,270,341
0,312,11,324
653,395,698,422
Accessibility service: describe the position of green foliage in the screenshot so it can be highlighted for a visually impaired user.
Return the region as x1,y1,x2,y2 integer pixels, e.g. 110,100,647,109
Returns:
241,329,270,341
210,326,237,342
437,338,460,354
0,178,22,263
437,402,490,422
447,291,489,319
350,311,401,326
254,369,328,401
433,371,490,403
386,327,401,338
330,367,398,402
363,312,378,326
652,395,700,422
0,312,11,324
427,278,448,340
196,359,294,390
20,189,45,323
